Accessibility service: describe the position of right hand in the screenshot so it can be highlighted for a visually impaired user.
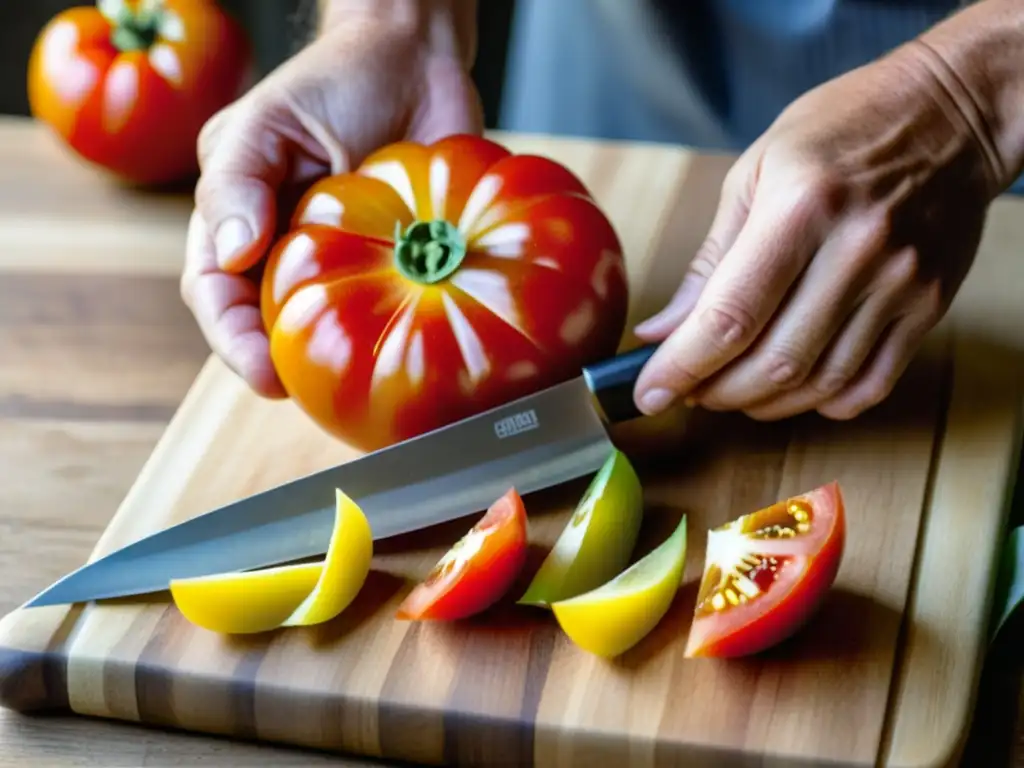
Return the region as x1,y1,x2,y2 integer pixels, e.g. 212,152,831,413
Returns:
180,15,484,397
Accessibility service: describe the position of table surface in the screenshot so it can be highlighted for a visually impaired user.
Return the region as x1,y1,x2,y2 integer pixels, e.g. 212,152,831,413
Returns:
2,115,1024,767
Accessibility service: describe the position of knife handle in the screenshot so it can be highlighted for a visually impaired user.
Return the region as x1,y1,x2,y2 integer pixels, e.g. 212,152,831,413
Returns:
582,343,660,424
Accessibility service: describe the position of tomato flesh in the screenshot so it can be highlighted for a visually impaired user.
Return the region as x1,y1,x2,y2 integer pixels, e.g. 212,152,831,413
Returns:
684,482,846,658
395,487,529,621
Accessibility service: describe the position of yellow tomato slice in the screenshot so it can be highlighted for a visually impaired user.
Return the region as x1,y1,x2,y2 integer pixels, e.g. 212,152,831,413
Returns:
282,488,373,626
551,515,687,658
169,489,373,634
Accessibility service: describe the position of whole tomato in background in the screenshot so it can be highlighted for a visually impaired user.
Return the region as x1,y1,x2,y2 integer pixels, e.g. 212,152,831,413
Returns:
27,0,250,186
261,134,630,452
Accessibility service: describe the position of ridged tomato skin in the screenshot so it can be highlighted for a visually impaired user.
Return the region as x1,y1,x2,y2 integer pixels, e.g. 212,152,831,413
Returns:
261,134,629,452
28,0,250,185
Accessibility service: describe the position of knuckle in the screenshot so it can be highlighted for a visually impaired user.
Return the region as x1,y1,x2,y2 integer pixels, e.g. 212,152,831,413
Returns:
886,246,921,288
821,381,891,420
192,172,220,216
688,241,724,280
863,206,896,248
810,365,856,398
197,105,234,167
700,300,758,351
721,161,748,200
840,208,896,275
763,347,810,388
919,278,946,321
657,355,702,391
193,168,249,220
787,169,848,225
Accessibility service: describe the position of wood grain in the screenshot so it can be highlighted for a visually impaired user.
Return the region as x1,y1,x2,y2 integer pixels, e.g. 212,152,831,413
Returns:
0,122,191,275
0,114,1023,766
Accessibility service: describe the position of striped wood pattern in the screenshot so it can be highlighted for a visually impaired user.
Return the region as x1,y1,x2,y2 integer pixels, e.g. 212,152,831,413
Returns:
0,117,1022,766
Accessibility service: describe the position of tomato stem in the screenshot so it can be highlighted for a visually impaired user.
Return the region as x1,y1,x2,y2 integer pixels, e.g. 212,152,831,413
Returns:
393,220,467,285
108,0,164,53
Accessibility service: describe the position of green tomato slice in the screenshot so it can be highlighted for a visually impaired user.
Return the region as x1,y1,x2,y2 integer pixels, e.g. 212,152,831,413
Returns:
518,448,643,607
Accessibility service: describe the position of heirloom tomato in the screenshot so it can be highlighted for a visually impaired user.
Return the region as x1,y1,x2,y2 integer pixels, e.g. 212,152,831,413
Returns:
27,0,250,185
684,482,846,658
552,514,687,659
395,487,528,621
518,448,643,607
260,134,629,452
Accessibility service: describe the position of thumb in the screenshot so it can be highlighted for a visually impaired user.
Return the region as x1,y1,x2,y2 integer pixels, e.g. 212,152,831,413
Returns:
634,161,754,341
194,107,287,273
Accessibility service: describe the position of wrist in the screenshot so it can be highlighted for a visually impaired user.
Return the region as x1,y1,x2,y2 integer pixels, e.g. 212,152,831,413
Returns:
910,0,1024,195
316,0,477,68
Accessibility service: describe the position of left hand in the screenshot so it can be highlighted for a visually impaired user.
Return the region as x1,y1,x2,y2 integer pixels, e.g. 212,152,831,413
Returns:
632,41,1008,421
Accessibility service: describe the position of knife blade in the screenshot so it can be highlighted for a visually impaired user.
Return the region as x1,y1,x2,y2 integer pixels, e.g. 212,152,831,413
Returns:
24,343,660,608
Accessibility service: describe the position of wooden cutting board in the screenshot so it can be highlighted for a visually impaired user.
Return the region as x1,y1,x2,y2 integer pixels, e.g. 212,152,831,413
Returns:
0,134,1020,768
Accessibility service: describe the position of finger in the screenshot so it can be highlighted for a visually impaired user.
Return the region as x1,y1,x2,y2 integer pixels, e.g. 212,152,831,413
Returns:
181,209,286,399
632,174,831,415
634,161,753,341
695,215,893,411
194,102,288,274
816,282,943,420
195,102,235,162
741,248,920,420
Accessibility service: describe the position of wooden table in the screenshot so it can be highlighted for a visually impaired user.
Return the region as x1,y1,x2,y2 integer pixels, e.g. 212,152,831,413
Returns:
1,115,1024,767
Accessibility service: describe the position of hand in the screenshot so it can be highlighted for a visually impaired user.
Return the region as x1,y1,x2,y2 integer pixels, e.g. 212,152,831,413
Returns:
632,41,1009,421
180,10,483,397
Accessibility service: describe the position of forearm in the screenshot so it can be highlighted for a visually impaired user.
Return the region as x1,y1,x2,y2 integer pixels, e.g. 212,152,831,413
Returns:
316,0,478,68
910,0,1024,194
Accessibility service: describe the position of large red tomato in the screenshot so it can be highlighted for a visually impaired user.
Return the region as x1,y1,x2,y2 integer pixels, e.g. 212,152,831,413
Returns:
684,482,846,658
27,0,250,185
260,134,629,452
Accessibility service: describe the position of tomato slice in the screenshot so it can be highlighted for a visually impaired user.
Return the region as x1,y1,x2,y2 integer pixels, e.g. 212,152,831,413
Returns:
684,481,846,658
552,514,687,658
517,448,643,607
395,488,529,621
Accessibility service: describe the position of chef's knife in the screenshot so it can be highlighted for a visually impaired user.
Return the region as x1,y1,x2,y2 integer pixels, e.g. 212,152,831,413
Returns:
24,344,660,609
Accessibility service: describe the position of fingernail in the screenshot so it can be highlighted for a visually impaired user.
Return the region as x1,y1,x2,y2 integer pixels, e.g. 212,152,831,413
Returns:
634,274,704,337
638,387,675,415
633,316,662,336
215,217,254,269
634,309,672,332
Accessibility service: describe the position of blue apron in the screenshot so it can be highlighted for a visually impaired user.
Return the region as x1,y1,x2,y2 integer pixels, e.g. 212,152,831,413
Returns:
498,0,1023,193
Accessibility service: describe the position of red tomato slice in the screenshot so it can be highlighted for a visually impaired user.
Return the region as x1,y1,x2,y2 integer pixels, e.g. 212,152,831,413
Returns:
684,481,846,658
395,488,529,621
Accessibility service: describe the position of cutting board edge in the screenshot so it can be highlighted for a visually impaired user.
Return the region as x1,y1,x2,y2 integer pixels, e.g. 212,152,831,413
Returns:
0,644,68,713
0,645,889,768
879,336,1024,768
